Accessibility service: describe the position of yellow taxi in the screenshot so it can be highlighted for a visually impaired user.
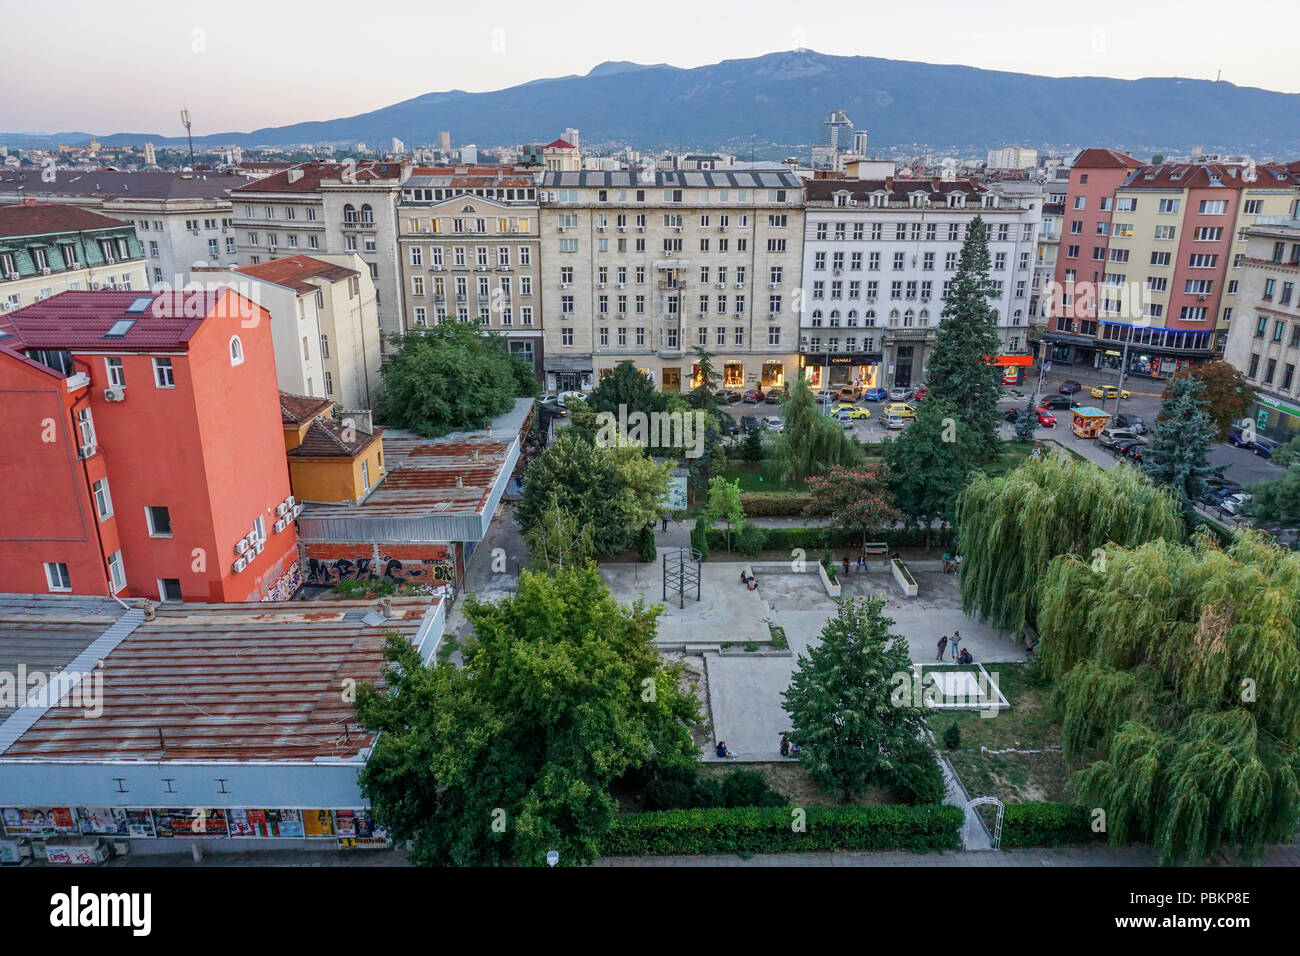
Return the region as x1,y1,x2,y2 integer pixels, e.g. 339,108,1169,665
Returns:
884,402,917,419
830,403,871,419
1090,384,1131,400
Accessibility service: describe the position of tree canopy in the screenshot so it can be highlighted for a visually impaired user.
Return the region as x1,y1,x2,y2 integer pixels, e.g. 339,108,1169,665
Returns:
764,375,863,486
1037,530,1300,864
584,360,666,419
703,475,745,550
355,565,700,865
376,323,537,437
523,497,596,573
883,398,980,535
1163,361,1255,442
956,453,1182,631
1242,466,1300,528
922,213,1004,451
1143,375,1216,528
805,464,901,548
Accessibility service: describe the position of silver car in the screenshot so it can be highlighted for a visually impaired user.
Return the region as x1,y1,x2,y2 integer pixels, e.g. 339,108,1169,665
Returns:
889,386,914,402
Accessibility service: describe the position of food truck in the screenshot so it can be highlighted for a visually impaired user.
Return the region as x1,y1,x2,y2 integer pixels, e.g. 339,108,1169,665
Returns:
1070,406,1111,439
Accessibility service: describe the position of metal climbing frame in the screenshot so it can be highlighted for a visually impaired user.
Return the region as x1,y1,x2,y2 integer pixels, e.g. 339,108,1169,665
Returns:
662,547,702,609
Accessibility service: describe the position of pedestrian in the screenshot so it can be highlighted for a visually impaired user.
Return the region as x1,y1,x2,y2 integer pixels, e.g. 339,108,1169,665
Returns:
661,513,670,532
856,548,866,571
779,735,790,758
950,629,962,661
842,555,851,577
937,635,948,661
942,552,953,573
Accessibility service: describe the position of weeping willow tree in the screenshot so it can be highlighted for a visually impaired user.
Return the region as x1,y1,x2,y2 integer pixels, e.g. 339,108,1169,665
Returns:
1038,530,1300,864
955,454,1182,632
764,375,864,487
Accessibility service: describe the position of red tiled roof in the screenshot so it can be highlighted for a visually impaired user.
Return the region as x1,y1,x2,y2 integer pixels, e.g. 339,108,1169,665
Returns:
233,160,404,194
0,289,228,352
287,417,383,459
545,139,576,150
236,255,357,294
1071,148,1142,170
0,202,132,238
280,392,334,425
1120,162,1295,191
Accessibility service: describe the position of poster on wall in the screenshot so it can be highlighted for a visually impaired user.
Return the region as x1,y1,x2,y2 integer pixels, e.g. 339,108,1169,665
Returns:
302,809,335,837
76,807,154,837
1,807,77,835
227,808,256,838
153,808,230,838
339,809,390,848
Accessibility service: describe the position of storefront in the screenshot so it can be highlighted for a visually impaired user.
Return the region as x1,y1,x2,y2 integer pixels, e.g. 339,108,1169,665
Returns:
545,356,593,394
803,352,883,390
1095,348,1195,379
1251,393,1300,443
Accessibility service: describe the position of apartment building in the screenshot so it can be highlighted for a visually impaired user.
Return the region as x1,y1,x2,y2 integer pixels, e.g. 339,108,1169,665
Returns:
800,176,1042,390
195,254,382,408
230,162,410,348
538,169,805,394
1028,194,1064,347
0,203,147,313
1046,148,1142,366
0,169,247,285
396,166,544,375
0,288,300,602
1223,219,1300,443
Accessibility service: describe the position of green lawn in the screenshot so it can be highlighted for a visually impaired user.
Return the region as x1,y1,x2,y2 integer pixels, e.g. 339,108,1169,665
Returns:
716,460,806,493
978,441,1036,479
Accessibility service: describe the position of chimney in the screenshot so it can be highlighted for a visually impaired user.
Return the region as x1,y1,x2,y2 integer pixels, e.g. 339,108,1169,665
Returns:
379,597,393,619
338,409,373,436
142,599,156,621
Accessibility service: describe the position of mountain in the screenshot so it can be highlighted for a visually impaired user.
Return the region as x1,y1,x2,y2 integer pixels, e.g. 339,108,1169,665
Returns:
9,50,1300,154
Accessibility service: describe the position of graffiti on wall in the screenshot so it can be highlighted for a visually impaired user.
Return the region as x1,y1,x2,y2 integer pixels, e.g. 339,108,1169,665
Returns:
261,560,303,602
304,549,455,589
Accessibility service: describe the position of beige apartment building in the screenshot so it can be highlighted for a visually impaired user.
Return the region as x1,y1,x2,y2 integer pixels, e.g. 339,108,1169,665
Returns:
537,169,805,394
396,167,544,375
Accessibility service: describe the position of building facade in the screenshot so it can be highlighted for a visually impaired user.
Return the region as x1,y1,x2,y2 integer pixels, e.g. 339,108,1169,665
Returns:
538,169,805,394
800,176,1041,390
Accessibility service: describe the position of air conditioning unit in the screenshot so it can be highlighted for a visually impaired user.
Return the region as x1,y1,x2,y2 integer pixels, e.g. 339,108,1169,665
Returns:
637,225,645,232
673,225,682,232
431,264,442,271
234,539,250,555
769,282,779,290
191,228,200,235
254,539,265,555
718,225,727,232
597,283,606,290
557,225,567,233
510,226,519,233
291,504,303,518
103,387,125,402
285,495,295,509
833,269,842,276
91,281,103,290
41,266,52,275
78,443,97,459
716,282,726,289
617,226,626,232
559,282,571,290
232,557,247,573
273,517,287,534
616,282,625,290
275,502,289,517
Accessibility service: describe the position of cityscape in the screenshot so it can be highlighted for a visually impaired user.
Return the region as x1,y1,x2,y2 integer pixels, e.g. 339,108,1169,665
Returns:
0,0,1296,930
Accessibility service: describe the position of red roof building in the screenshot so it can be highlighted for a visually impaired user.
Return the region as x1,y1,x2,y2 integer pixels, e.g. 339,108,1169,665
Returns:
0,288,301,602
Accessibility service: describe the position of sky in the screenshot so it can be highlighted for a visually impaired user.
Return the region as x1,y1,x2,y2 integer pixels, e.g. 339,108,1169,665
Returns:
5,0,1300,135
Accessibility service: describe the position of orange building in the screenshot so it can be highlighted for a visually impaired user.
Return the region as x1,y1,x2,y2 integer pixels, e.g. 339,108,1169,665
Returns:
280,393,386,504
0,288,301,602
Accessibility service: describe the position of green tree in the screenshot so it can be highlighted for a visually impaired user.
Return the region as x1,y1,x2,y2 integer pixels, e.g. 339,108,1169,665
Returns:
376,323,537,437
884,398,980,541
1271,435,1300,469
957,454,1181,631
517,432,633,555
741,427,764,467
608,445,673,535
1038,531,1300,864
805,464,901,550
782,598,931,801
355,565,700,866
523,497,596,573
686,346,721,413
585,360,666,419
704,475,745,551
1241,466,1300,528
922,214,1003,451
1143,375,1216,528
1013,400,1036,443
1163,361,1255,441
1152,153,1165,164
765,375,863,486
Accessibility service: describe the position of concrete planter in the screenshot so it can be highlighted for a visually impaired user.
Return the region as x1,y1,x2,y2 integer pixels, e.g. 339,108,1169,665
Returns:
892,558,918,598
818,562,842,598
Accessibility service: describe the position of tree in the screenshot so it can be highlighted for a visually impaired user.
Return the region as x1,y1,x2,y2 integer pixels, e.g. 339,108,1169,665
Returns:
805,464,901,550
1152,153,1165,164
376,323,537,437
704,475,745,550
1037,531,1300,864
884,398,980,541
584,360,666,419
607,445,672,535
923,213,1003,451
686,346,720,413
1242,466,1300,528
517,432,633,555
1271,435,1300,469
1163,361,1254,441
956,454,1181,632
1143,375,1216,528
523,497,596,573
765,375,863,486
1013,400,1036,443
355,565,700,866
740,427,764,467
782,598,932,801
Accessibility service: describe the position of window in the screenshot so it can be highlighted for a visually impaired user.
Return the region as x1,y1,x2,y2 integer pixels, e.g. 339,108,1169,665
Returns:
146,506,172,537
93,478,113,520
1158,199,1180,214
45,562,72,592
158,579,182,602
229,336,244,366
361,460,371,492
561,327,574,346
107,551,126,593
323,371,334,396
1198,200,1227,215
105,357,125,388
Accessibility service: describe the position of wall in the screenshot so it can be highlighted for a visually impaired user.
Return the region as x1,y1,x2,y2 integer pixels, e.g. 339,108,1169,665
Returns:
301,541,457,591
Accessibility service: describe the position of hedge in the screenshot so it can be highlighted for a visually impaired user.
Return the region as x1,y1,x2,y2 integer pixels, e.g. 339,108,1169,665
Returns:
1000,803,1106,848
739,491,812,516
705,525,957,554
600,804,961,856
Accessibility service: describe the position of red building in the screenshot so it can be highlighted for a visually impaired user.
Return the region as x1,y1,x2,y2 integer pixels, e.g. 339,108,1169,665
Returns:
0,288,301,602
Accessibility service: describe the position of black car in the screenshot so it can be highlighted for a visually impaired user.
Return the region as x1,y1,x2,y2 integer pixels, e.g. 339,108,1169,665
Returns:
1114,440,1144,463
721,417,740,436
1058,380,1083,394
740,416,761,433
1113,414,1146,434
1253,436,1281,459
1039,395,1079,411
538,399,568,417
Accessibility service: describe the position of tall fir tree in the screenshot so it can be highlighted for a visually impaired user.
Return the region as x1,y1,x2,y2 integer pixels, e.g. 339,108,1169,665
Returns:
1142,375,1216,529
923,213,1003,452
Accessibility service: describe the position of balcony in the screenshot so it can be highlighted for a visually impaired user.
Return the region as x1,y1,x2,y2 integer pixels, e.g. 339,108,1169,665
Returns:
341,219,377,231
883,325,937,341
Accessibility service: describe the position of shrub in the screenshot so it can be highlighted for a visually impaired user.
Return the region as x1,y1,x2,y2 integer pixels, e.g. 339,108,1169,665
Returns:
600,805,962,856
637,525,658,562
705,525,957,554
1001,803,1105,848
689,518,710,559
942,722,961,751
886,742,947,805
735,523,767,556
640,765,784,812
739,492,813,516
719,770,786,809
769,625,789,650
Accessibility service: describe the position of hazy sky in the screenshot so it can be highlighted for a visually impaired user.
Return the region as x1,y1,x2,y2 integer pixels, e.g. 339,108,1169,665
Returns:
6,0,1299,134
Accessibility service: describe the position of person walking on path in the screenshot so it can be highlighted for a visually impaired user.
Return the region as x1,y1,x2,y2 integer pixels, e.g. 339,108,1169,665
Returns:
856,547,867,571
661,513,670,532
950,630,962,661
841,555,851,577
936,635,948,661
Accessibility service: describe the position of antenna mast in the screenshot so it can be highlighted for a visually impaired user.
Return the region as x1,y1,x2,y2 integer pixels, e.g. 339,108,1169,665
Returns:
180,108,195,169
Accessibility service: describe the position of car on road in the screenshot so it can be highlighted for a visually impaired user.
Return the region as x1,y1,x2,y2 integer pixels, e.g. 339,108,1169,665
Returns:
721,417,740,436
815,389,837,404
1113,414,1147,434
889,386,914,401
1035,408,1057,427
838,386,865,402
764,387,786,403
1252,435,1281,459
830,402,870,419
1099,427,1149,449
864,386,890,402
1220,493,1251,515
1090,384,1131,400
884,413,907,430
538,399,569,417
762,416,784,432
1040,395,1079,411
884,402,917,419
1058,380,1083,394
1206,483,1245,503
913,386,930,402
741,388,765,404
740,416,761,432
714,389,742,403
1114,439,1145,463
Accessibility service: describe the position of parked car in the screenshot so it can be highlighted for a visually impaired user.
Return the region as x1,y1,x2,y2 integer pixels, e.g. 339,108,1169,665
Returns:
1099,428,1149,449
1113,414,1147,434
538,399,569,417
830,402,870,419
884,413,907,430
714,389,742,403
884,402,917,419
1058,380,1083,394
1090,384,1131,400
838,386,864,402
1220,493,1252,515
741,388,765,404
815,389,837,404
1207,483,1245,501
1253,436,1281,459
763,387,786,403
1040,395,1079,411
762,416,784,432
721,417,741,436
1035,408,1057,427
889,386,914,401
1228,424,1258,448
740,416,761,432
863,386,890,402
1114,440,1145,463
913,386,929,402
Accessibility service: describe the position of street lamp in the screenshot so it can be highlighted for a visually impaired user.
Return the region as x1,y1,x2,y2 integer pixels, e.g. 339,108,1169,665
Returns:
1113,336,1131,419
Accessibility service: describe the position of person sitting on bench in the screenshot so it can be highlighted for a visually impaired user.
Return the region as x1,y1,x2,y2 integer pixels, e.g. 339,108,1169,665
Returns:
957,648,974,665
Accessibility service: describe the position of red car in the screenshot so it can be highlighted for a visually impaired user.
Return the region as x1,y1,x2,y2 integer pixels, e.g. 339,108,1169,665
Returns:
741,389,765,404
1035,408,1057,427
913,387,929,402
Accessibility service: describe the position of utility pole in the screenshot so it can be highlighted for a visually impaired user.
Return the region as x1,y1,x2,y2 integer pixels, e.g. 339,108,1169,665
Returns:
1113,335,1131,419
180,108,195,170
